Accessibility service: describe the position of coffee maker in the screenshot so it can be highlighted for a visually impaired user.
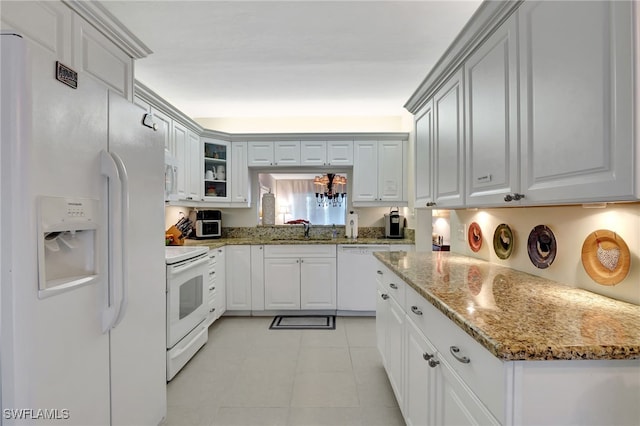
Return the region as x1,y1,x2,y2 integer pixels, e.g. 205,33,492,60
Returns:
384,208,405,239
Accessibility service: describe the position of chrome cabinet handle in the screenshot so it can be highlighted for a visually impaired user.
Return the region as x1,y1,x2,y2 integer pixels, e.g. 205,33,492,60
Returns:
426,201,436,207
423,352,434,361
376,270,383,275
389,283,398,290
504,193,525,202
450,346,470,364
209,307,215,313
411,306,423,316
428,359,440,368
381,294,389,300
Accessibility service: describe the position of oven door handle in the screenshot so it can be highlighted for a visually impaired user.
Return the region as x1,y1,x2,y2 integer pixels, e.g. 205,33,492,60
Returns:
168,256,209,277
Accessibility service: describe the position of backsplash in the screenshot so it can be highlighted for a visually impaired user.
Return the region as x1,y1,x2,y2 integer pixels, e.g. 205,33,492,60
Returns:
223,225,415,240
449,203,640,305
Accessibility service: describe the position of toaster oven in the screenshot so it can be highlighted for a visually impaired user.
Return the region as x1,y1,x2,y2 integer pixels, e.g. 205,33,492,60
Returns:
192,210,222,239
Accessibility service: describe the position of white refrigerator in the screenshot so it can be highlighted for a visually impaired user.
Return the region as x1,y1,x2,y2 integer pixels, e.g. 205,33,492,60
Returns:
0,32,166,425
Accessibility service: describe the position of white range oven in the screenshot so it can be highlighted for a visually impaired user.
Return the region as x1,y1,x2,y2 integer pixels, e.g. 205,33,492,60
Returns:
165,246,209,380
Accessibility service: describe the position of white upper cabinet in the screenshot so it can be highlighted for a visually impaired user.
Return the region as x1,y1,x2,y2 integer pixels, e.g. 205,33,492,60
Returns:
202,138,230,202
433,69,465,208
274,141,300,166
173,121,188,200
327,140,354,165
300,140,353,166
353,140,406,205
187,131,201,201
465,13,519,207
231,141,250,205
248,141,275,166
519,0,636,204
153,109,173,155
414,101,434,207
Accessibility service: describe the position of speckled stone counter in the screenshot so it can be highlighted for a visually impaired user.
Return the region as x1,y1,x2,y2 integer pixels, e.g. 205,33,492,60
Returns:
374,251,640,361
182,236,414,249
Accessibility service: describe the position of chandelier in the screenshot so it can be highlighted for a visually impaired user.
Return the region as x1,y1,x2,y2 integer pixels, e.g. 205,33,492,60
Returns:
313,173,347,207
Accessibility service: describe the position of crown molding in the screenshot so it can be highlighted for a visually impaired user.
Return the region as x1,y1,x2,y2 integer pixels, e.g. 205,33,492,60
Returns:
135,80,204,134
63,0,152,59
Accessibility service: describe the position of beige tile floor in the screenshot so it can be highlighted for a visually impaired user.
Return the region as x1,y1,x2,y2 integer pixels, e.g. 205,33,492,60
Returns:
164,316,404,426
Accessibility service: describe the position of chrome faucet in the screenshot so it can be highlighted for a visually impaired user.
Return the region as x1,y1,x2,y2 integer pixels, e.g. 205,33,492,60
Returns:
303,222,311,239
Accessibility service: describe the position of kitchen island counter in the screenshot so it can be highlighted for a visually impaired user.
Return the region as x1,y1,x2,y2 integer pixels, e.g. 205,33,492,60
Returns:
374,251,640,361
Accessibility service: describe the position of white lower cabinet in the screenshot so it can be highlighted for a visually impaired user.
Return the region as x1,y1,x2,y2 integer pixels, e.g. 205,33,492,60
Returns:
377,260,640,426
225,245,251,310
263,245,336,310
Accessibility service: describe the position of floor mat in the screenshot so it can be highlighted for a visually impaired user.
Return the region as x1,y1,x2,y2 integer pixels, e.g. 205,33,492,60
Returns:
269,315,336,330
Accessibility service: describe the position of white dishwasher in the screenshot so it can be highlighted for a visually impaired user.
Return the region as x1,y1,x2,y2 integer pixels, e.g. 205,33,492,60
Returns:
337,245,390,313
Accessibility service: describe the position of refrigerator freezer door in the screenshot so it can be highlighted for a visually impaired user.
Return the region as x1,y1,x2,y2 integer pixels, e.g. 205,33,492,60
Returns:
1,32,112,424
107,93,167,425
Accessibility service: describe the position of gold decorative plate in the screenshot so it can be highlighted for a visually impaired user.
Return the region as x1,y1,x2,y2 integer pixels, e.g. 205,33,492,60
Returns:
581,230,630,286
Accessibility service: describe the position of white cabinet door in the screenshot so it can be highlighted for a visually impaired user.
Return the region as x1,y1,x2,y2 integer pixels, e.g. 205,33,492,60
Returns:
519,0,635,204
385,295,405,409
248,141,274,166
187,130,201,201
327,140,353,165
231,141,250,204
353,141,379,202
264,258,300,310
172,121,188,200
433,69,465,208
300,257,336,310
465,14,519,207
215,247,226,318
274,141,300,166
436,356,499,426
415,101,434,208
301,141,327,166
376,288,388,366
202,139,230,202
404,318,437,426
152,108,172,155
378,140,404,202
226,245,252,310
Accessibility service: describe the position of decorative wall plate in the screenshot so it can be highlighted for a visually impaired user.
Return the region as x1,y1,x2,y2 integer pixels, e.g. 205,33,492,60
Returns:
468,222,482,252
527,225,556,269
493,224,514,259
581,230,630,286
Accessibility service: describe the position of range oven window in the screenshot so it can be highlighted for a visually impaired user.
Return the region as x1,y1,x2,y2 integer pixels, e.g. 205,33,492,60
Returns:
179,275,203,320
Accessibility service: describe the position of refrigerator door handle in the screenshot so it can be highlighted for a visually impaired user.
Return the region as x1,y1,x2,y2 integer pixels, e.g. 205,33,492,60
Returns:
100,150,130,331
100,150,122,332
109,151,130,329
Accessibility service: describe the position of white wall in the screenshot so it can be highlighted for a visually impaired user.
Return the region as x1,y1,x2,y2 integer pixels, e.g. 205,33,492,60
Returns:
195,115,412,133
449,203,640,305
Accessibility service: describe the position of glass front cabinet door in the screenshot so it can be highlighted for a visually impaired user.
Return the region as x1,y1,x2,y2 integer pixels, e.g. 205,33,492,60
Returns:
202,138,231,202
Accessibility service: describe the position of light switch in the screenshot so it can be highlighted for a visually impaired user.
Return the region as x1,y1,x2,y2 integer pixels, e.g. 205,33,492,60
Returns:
457,223,466,242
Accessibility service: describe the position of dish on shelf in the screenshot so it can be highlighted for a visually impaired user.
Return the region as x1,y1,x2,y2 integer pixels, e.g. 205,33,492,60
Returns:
527,225,556,269
581,230,630,286
492,224,514,260
467,222,482,252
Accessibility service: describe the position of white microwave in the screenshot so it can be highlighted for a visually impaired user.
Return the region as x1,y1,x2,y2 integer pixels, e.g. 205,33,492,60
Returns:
165,150,179,202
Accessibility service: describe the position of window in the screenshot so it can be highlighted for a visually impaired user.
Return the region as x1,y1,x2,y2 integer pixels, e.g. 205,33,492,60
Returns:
259,174,346,225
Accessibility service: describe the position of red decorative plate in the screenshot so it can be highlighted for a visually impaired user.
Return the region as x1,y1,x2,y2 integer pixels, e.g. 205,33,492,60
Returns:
468,222,482,252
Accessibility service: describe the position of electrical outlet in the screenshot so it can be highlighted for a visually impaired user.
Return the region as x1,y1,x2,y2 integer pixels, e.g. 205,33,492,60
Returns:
457,223,466,242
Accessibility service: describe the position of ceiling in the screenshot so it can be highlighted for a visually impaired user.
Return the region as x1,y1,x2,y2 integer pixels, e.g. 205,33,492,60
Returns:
101,1,482,119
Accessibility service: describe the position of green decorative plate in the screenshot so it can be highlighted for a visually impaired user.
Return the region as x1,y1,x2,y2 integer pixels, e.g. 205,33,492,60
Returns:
493,224,514,260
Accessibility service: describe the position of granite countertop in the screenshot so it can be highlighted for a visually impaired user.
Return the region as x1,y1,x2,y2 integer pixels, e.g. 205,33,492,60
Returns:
182,237,414,249
374,251,640,361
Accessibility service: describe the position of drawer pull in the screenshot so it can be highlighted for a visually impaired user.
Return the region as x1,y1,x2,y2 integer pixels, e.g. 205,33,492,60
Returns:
411,306,423,316
428,359,440,368
381,294,390,300
389,283,398,290
209,286,215,291
422,352,434,361
450,346,470,364
209,308,215,313
376,270,383,275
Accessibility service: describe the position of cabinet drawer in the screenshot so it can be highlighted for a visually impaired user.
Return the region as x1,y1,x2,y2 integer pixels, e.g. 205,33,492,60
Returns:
382,269,405,305
405,285,505,423
264,244,336,258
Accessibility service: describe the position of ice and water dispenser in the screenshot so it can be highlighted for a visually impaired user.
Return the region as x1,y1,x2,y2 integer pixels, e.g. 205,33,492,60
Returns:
37,196,99,298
